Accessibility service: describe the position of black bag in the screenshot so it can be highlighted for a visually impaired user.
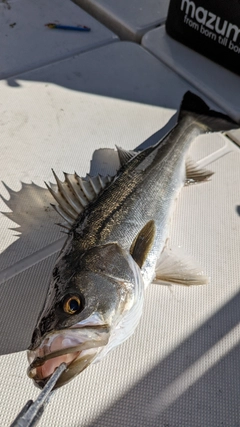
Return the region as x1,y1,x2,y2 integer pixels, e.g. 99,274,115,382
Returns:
166,0,240,75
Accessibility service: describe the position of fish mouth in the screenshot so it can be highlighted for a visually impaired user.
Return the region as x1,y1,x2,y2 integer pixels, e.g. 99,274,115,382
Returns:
27,326,110,389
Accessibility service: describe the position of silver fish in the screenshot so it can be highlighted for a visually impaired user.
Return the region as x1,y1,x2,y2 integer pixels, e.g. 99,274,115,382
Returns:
27,92,238,388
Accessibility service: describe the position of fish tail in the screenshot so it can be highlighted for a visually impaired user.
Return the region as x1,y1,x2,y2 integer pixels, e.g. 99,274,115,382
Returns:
179,91,239,131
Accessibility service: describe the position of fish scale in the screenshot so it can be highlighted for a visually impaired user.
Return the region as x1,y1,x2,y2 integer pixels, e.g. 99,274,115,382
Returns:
27,92,239,389
71,117,207,285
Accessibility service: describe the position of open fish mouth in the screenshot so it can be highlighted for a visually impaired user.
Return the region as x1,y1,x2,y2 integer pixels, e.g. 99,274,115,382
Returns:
27,326,110,388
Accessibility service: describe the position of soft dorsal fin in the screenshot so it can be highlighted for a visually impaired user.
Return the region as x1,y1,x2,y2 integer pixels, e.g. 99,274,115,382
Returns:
116,146,138,167
130,220,156,268
46,170,112,228
185,158,213,184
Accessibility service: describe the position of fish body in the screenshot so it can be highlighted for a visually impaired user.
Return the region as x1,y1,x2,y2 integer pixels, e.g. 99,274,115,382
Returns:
27,92,238,388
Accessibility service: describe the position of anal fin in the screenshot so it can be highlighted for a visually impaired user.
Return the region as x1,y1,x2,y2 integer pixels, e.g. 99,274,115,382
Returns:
185,158,213,185
154,247,208,286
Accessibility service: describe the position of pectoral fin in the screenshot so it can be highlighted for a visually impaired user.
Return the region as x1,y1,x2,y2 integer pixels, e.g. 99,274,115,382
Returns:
130,220,156,268
154,247,208,286
185,158,213,185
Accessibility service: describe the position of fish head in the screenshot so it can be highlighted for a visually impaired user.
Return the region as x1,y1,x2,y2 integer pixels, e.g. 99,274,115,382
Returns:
27,241,144,388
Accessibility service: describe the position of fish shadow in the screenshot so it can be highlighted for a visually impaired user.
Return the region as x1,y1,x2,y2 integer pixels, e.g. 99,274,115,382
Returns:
0,182,61,355
0,124,175,356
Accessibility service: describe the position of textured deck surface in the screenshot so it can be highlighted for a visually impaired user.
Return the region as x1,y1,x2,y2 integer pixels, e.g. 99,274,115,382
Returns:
1,2,240,426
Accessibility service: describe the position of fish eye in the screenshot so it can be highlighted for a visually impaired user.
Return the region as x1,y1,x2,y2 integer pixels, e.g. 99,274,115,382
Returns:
63,295,82,315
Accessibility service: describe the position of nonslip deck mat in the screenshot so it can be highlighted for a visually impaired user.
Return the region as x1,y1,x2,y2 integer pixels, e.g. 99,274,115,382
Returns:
1,133,240,427
0,42,239,427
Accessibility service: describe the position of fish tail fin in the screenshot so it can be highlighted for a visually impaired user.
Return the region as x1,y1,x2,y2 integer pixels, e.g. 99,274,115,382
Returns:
179,91,239,132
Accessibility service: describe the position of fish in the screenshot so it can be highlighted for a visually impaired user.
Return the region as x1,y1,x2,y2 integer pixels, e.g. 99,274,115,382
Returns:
27,92,238,389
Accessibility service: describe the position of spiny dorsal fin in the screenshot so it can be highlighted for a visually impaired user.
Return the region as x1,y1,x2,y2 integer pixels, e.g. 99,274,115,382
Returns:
130,220,156,268
116,146,138,167
46,171,112,228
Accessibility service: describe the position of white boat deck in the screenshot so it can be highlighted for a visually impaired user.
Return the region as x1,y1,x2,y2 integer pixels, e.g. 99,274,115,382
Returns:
72,0,169,42
1,1,240,426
